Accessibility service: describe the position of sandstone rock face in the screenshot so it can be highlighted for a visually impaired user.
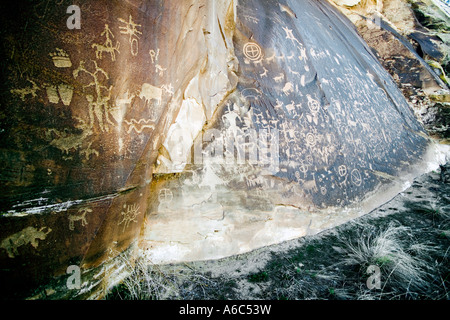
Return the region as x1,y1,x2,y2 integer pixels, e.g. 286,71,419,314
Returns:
0,0,443,299
141,0,439,264
0,0,236,299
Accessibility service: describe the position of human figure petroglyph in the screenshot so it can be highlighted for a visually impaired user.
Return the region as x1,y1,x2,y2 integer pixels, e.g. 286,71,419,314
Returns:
73,60,114,132
161,83,174,95
119,203,140,232
92,24,120,62
118,15,142,56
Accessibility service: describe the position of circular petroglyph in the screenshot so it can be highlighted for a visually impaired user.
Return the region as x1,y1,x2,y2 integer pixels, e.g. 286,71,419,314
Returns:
308,97,320,113
338,165,347,177
243,42,263,61
306,133,316,147
351,168,362,186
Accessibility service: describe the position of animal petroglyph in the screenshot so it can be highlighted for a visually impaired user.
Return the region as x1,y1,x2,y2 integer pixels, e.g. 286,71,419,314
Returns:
68,208,92,231
138,83,162,107
283,26,301,45
155,64,167,76
11,79,40,101
243,14,260,24
282,82,294,96
1,227,52,258
46,117,96,159
92,24,120,62
274,73,285,83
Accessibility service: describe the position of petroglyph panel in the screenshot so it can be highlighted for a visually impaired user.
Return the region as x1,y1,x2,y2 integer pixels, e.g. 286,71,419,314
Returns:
142,0,439,265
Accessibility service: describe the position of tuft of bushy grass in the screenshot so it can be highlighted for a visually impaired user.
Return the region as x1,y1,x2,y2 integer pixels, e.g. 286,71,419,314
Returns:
335,221,443,299
106,256,216,300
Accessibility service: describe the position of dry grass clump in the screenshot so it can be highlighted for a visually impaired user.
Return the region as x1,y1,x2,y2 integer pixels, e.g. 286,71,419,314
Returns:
335,221,446,299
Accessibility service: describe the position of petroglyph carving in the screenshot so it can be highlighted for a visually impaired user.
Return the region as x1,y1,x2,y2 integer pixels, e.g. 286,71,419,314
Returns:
119,204,140,232
338,165,347,177
282,82,294,96
1,227,52,258
155,64,167,77
274,73,285,83
68,208,92,231
307,95,320,113
73,60,114,132
283,26,301,45
92,24,120,62
158,189,173,204
45,84,74,106
265,53,276,64
45,85,60,104
243,14,259,24
49,48,72,68
124,118,155,134
11,79,40,101
302,173,318,194
149,49,160,64
274,99,284,111
351,168,363,186
138,83,162,107
58,84,74,106
243,42,263,61
46,118,95,159
260,67,268,78
161,83,174,95
306,133,317,147
118,15,142,56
